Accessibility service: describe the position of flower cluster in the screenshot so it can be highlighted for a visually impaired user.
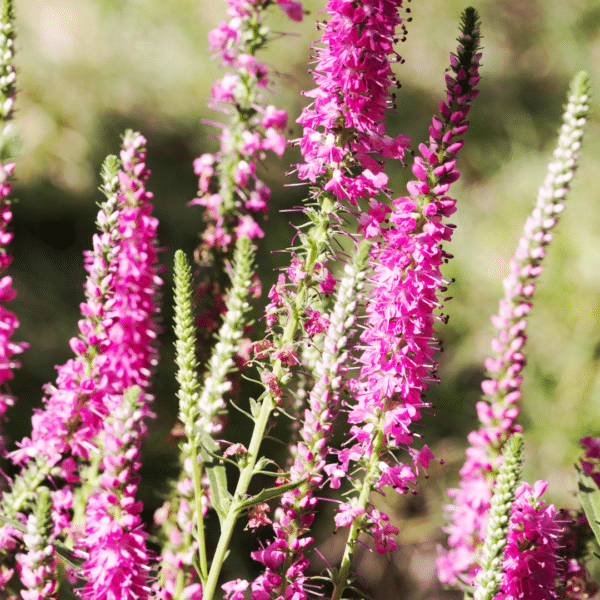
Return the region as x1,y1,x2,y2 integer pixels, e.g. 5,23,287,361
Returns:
11,132,160,471
0,132,161,595
437,71,591,587
14,488,59,600
0,0,28,457
295,0,411,205
77,386,152,600
498,481,563,600
190,0,302,349
327,8,481,561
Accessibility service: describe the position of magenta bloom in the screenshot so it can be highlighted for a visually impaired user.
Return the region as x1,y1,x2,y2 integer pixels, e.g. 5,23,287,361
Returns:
0,1,28,458
77,388,152,600
191,0,301,252
0,161,28,458
295,0,410,207
438,71,590,587
497,481,563,600
339,7,481,512
12,132,160,471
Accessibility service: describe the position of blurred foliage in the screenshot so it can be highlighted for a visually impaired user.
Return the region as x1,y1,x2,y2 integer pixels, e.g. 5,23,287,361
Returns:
3,0,600,598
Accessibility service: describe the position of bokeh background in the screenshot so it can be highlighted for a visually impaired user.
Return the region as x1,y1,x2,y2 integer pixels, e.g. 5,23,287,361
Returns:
4,0,600,598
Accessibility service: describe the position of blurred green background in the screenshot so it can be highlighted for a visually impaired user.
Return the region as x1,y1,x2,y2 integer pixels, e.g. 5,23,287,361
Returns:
4,0,600,597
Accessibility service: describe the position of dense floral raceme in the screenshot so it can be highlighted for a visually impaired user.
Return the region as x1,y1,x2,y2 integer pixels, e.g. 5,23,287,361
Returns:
0,132,161,596
497,481,563,600
295,0,411,204
11,132,160,469
190,0,302,349
77,387,152,600
14,488,59,600
437,71,591,587
324,8,481,560
264,0,414,385
0,0,28,457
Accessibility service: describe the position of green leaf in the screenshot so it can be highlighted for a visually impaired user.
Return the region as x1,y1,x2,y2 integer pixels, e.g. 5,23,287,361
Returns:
198,431,232,522
236,478,307,512
0,511,26,533
577,467,600,548
53,540,85,570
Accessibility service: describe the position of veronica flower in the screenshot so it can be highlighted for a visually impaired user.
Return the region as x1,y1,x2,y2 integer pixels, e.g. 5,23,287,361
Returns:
496,480,563,600
472,433,524,600
437,71,591,587
10,132,160,470
263,0,414,339
1,133,161,594
76,386,152,600
14,488,59,600
190,0,302,353
325,12,481,588
0,0,28,458
225,241,371,600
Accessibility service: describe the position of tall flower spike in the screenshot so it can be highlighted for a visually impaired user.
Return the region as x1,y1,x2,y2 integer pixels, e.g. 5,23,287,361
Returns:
76,386,152,600
10,133,160,470
191,0,301,361
0,157,124,577
227,240,372,600
473,432,523,600
0,0,29,458
1,135,161,594
264,0,415,425
155,238,256,599
326,11,481,586
437,71,591,587
263,0,414,340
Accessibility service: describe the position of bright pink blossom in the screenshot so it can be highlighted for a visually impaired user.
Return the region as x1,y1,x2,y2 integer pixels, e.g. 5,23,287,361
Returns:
497,481,563,600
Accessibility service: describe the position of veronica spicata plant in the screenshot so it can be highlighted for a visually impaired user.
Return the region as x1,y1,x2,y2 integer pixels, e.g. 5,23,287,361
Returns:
0,1,598,600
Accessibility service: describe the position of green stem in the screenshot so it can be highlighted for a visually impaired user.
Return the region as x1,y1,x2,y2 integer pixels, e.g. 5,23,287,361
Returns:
191,446,208,583
331,427,386,600
201,393,276,600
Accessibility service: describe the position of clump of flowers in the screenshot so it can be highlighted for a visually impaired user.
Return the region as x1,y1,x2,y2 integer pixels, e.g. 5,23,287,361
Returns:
0,2,597,600
498,480,563,600
190,0,301,356
0,0,28,458
437,70,591,588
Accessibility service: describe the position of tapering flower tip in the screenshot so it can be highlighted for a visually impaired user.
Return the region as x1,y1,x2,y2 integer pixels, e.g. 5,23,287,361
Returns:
173,249,201,447
0,0,15,24
193,234,256,437
473,432,524,600
569,70,590,104
99,155,120,198
410,7,481,204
